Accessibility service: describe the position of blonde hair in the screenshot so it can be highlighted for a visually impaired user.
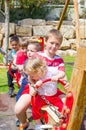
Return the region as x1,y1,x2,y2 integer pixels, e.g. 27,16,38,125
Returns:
24,57,47,76
45,29,63,44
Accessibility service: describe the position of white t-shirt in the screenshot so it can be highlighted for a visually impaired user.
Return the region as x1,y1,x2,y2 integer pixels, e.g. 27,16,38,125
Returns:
38,67,59,96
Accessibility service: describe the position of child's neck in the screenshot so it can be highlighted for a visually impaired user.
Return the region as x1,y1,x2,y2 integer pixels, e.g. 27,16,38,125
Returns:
45,50,55,59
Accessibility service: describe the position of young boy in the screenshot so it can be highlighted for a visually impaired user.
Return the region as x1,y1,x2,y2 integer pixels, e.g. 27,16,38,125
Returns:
7,35,19,97
13,38,28,70
11,38,29,89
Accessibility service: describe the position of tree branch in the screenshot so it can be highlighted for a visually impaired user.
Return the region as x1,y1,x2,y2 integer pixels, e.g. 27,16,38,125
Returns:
0,9,5,17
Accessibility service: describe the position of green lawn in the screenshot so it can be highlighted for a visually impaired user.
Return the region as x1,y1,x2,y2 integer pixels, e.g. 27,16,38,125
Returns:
62,55,75,63
0,54,3,63
0,67,19,93
0,55,75,93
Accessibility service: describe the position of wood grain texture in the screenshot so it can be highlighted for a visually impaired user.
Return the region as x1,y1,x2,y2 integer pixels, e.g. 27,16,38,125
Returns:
67,47,86,130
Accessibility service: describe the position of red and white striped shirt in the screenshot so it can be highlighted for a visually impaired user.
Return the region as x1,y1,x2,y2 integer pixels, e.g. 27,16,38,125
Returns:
35,52,65,96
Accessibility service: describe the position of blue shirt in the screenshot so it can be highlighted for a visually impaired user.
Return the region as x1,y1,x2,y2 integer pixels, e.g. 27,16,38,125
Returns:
8,49,16,62
16,73,28,101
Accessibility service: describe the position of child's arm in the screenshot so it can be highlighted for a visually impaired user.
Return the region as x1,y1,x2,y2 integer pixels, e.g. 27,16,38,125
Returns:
34,80,43,89
29,80,43,96
29,85,37,96
51,70,69,90
60,75,69,90
12,55,24,71
51,70,65,82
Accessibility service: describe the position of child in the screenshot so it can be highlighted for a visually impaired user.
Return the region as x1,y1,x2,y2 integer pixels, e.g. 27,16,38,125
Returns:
15,42,42,130
35,29,68,91
7,35,20,96
27,41,41,58
12,38,29,88
7,35,20,62
13,38,28,72
15,57,65,130
16,41,42,101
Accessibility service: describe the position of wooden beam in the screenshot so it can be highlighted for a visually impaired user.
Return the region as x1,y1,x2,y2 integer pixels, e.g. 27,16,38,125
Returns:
57,0,70,30
67,47,86,130
73,0,80,48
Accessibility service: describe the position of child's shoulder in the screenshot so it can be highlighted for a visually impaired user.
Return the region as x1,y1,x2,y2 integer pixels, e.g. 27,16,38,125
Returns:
8,49,16,61
54,54,62,59
16,50,24,56
9,49,15,54
35,51,45,57
54,55,64,63
16,50,21,54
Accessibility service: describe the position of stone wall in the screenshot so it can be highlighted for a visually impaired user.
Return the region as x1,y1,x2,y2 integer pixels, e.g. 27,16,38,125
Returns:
0,18,86,56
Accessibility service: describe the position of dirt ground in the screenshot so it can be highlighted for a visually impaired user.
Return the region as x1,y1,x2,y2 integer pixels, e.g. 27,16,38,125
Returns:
0,93,35,130
0,93,86,130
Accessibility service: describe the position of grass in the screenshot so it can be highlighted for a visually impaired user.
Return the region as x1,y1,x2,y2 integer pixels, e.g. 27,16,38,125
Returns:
62,55,75,63
0,55,75,93
0,67,19,93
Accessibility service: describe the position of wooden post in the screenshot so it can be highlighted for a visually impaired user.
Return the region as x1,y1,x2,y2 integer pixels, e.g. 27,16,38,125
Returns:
57,0,85,129
73,0,80,48
66,46,86,130
57,0,70,30
66,1,86,129
3,0,9,65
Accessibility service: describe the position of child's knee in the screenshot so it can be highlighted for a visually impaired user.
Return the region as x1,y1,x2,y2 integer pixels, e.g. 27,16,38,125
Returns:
14,104,21,115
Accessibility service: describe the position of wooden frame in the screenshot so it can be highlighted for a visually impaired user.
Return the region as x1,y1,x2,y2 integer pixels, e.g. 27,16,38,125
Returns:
57,0,86,130
67,46,86,130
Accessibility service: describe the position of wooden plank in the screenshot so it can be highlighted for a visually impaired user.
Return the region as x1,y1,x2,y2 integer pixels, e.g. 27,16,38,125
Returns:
67,47,86,130
41,105,60,124
73,0,80,48
74,47,86,70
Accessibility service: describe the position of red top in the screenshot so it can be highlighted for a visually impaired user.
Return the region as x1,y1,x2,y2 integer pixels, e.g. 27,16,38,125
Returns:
16,51,28,65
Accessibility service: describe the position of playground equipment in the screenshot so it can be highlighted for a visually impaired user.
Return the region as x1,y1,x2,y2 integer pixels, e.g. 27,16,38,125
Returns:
66,46,86,130
18,78,73,130
57,1,86,129
33,78,74,130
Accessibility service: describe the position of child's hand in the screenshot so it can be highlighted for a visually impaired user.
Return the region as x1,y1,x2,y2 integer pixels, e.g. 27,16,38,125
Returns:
63,82,69,90
29,86,37,96
18,68,23,74
51,76,59,82
34,80,43,89
11,64,18,70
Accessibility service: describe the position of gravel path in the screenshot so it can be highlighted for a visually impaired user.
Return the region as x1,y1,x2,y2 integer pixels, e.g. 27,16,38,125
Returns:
0,94,35,130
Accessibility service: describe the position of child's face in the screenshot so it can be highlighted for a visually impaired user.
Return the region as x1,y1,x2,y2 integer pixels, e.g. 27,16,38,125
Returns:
11,41,19,52
27,44,37,58
29,69,47,84
20,46,27,55
45,36,61,57
29,73,42,84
